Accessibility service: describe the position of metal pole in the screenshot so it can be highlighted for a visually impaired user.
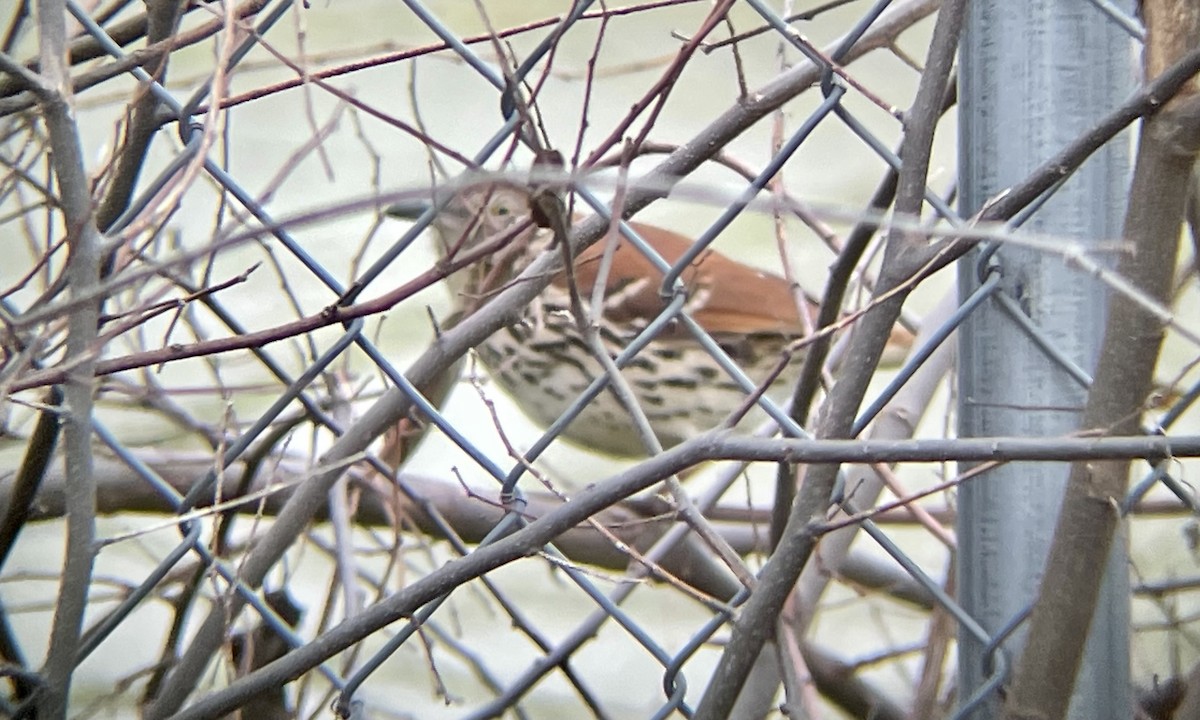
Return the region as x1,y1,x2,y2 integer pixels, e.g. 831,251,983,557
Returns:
957,3,1134,718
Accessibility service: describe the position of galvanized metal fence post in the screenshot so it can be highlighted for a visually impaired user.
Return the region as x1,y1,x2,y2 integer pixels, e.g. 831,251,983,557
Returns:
958,3,1136,717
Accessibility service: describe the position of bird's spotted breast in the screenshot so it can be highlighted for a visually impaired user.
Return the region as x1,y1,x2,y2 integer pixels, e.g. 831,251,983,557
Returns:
474,299,801,455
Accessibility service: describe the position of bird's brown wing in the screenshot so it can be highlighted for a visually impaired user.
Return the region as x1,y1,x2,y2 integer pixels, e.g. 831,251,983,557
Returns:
559,220,812,336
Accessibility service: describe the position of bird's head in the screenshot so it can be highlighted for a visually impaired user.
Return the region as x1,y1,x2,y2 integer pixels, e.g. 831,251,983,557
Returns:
390,182,536,258
388,182,545,299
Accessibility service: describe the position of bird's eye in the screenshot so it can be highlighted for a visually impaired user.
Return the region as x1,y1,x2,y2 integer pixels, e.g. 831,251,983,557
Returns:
492,205,510,216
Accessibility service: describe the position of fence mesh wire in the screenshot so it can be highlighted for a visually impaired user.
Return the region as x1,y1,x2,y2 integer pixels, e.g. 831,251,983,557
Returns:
1,1,1199,718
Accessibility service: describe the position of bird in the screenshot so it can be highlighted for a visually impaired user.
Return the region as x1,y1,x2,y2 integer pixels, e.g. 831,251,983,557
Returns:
388,181,912,458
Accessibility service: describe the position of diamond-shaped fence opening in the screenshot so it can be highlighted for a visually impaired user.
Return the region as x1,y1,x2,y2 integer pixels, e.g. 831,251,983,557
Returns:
1,1,1199,719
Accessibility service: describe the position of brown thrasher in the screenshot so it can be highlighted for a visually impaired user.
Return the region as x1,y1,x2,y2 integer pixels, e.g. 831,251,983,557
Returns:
390,182,911,458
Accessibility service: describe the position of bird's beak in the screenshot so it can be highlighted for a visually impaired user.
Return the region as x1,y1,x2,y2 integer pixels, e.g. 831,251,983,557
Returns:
385,197,434,221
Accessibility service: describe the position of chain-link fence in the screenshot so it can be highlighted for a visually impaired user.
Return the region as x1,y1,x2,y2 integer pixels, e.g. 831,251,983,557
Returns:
2,0,1200,718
